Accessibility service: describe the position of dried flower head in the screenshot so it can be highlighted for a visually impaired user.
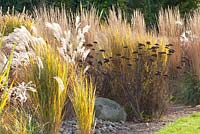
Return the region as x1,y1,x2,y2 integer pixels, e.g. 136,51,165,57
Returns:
53,76,65,93
36,56,44,79
45,17,91,71
9,81,36,105
45,22,63,40
2,26,45,68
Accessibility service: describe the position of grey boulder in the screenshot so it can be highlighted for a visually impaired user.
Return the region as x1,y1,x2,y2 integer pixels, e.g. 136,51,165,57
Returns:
95,97,127,122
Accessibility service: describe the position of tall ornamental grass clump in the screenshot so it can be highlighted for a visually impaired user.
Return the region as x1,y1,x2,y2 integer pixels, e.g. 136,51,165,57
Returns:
0,9,33,35
27,44,72,134
59,8,174,120
32,9,96,133
84,8,173,120
101,36,172,120
186,10,200,80
158,8,183,77
69,72,96,134
0,43,38,134
173,10,200,106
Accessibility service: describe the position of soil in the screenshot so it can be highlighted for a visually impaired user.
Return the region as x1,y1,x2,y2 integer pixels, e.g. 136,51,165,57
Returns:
116,104,200,134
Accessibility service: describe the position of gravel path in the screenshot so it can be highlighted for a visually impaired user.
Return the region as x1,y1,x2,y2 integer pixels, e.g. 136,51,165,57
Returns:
59,104,200,134
117,104,200,134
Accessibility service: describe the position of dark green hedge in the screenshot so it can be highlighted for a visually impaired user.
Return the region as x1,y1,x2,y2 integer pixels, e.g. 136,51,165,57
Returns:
0,0,199,26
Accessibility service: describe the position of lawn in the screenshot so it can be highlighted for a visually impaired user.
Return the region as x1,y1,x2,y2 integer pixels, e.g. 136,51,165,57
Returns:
158,113,200,134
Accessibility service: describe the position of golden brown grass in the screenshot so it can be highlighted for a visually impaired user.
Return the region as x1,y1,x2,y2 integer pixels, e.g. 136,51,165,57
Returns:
0,44,15,113
69,71,96,134
158,8,183,37
0,106,41,134
27,44,72,134
3,5,200,133
131,10,146,35
81,8,171,119
40,7,173,120
158,8,183,76
185,10,200,79
0,9,33,35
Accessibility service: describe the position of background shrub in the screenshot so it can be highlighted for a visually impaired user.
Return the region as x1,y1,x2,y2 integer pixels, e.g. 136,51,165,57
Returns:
179,73,200,106
1,0,200,27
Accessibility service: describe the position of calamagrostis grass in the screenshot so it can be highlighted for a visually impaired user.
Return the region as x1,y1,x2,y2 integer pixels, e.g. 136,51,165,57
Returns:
131,10,146,35
158,8,183,76
186,10,200,80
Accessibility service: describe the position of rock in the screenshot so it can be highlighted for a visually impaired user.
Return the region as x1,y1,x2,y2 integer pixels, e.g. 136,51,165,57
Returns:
195,105,200,109
95,97,127,122
95,129,101,134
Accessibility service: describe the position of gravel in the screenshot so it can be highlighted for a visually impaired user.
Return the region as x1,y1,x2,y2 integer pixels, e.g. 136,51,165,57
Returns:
59,105,200,134
59,118,130,134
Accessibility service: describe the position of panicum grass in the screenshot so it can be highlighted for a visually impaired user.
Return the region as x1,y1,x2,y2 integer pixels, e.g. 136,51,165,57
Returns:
69,71,96,134
27,44,72,134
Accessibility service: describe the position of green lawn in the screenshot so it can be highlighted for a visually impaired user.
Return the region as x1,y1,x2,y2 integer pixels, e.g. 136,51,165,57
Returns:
158,113,200,134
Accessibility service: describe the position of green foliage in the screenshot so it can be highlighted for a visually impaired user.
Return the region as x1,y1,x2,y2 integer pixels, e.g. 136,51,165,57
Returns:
180,73,200,106
158,113,200,134
128,0,165,27
180,0,200,14
0,0,41,13
1,0,200,26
